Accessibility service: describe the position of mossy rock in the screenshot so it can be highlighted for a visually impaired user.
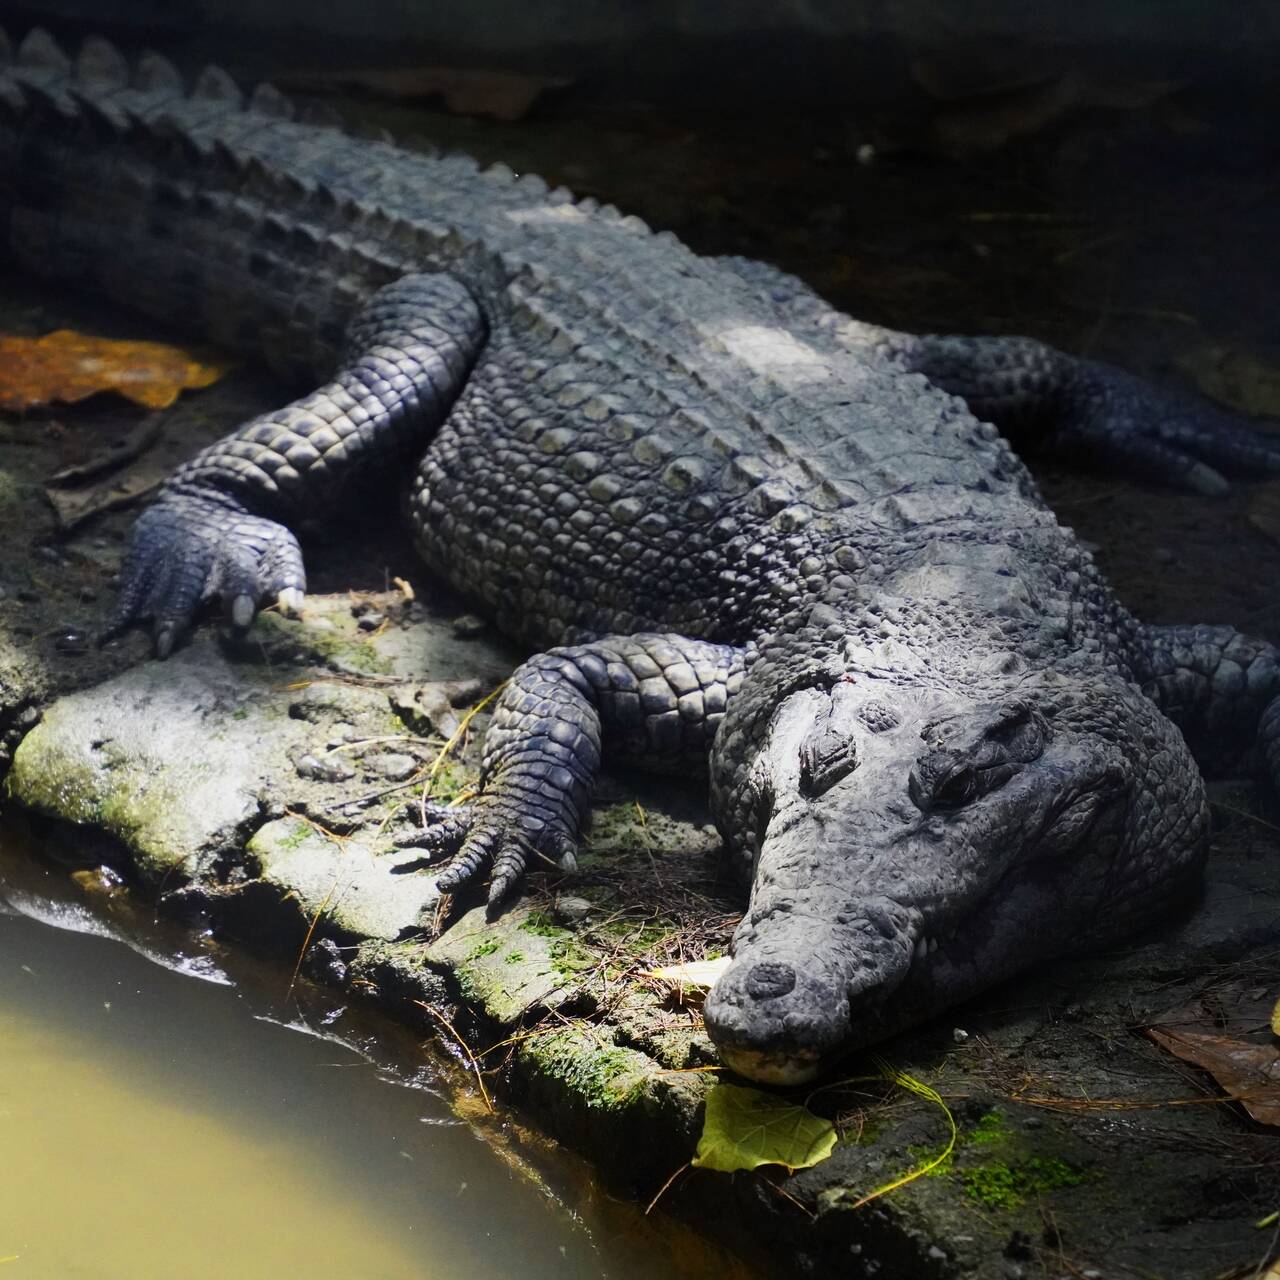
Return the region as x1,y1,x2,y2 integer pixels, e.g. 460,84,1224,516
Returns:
425,904,589,1025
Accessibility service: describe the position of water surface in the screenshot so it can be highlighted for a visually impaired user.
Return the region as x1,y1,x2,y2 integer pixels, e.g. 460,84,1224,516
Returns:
0,846,727,1280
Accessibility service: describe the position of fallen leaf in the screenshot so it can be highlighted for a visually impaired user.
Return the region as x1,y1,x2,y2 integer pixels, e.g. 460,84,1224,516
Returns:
1272,997,1279,1038
1178,345,1280,418
645,957,732,990
1147,1026,1280,1127
0,330,231,412
283,66,570,122
1247,486,1280,546
692,1083,836,1174
43,469,162,531
927,69,1180,155
42,412,169,529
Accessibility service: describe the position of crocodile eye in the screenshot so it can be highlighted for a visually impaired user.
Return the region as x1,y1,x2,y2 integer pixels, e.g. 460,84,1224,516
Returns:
910,755,989,812
931,763,978,810
798,723,858,798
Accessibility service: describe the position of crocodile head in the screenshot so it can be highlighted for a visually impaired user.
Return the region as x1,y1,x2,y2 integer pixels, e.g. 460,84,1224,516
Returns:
704,643,1208,1085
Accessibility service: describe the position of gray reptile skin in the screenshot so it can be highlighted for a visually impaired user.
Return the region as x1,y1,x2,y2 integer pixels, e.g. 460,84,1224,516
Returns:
4,29,1280,1083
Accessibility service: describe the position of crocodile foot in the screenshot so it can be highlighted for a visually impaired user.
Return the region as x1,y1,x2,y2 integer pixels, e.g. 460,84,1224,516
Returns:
103,488,306,655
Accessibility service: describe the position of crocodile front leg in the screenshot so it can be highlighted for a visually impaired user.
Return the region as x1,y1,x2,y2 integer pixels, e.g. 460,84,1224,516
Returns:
107,272,485,654
1136,622,1280,792
427,633,745,909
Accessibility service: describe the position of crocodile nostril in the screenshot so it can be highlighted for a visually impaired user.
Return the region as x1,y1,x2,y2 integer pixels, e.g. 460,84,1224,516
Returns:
745,961,797,999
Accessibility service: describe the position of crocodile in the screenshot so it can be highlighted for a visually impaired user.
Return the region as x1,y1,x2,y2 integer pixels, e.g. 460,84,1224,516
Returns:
4,28,1280,1084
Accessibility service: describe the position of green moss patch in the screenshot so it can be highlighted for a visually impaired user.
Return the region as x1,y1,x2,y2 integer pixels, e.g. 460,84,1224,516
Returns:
961,1156,1084,1209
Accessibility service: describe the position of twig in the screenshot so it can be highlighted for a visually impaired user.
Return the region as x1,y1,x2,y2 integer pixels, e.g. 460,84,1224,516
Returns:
415,1000,494,1114
284,873,344,1005
418,679,509,826
645,1161,690,1215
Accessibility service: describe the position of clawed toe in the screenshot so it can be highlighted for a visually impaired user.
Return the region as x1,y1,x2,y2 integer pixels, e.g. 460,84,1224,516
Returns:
276,587,306,616
110,490,307,656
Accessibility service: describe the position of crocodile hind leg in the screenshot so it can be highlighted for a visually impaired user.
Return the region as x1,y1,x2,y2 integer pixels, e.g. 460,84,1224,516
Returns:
716,255,1280,495
1135,622,1280,793
107,272,486,654
889,334,1280,496
421,633,745,909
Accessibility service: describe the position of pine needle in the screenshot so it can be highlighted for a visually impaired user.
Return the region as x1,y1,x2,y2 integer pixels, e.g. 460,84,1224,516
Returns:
418,679,509,826
841,1059,957,1211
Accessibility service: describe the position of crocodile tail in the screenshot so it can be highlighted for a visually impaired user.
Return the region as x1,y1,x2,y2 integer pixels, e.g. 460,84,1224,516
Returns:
0,24,325,127
0,26,376,366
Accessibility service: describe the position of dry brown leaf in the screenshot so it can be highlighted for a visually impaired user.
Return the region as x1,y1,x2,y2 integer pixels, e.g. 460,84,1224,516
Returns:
1247,486,1280,546
1147,1025,1280,1128
928,69,1180,155
0,330,231,412
1272,996,1280,1038
284,66,570,121
640,962,732,998
1178,345,1280,418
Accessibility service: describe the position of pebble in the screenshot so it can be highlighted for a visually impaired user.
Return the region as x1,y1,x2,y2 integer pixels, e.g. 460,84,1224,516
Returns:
451,613,487,638
53,628,90,653
305,937,349,985
294,753,356,783
371,752,418,781
357,612,386,631
447,677,486,707
553,896,594,924
36,545,61,564
952,1027,970,1043
77,585,97,602
257,794,287,820
16,588,37,603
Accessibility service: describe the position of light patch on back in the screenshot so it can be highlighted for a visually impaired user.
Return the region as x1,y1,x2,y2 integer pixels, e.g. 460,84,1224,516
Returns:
711,324,832,388
505,203,592,228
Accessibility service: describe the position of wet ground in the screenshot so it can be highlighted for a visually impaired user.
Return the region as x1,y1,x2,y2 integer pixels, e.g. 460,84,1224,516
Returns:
0,39,1277,1280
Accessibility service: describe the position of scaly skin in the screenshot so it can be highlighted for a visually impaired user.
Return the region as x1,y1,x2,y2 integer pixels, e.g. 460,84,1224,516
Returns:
4,29,1280,1082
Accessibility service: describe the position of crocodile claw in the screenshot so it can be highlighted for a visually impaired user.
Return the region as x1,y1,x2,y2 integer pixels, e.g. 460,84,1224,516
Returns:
104,489,306,655
431,797,578,913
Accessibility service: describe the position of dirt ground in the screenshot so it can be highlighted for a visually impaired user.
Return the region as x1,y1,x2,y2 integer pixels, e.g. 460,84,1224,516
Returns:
0,49,1277,1280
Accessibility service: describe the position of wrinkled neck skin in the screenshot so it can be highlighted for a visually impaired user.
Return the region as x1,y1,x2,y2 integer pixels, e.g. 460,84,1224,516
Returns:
705,584,1209,1084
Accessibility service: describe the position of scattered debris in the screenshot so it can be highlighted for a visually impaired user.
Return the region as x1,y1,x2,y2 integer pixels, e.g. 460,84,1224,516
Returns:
451,614,488,639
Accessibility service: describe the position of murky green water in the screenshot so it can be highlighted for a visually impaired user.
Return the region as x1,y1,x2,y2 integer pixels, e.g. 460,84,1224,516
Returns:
0,844,733,1280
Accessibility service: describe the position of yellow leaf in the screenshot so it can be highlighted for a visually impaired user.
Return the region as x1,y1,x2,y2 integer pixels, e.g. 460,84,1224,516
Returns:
1178,345,1280,418
645,957,732,990
0,329,232,411
692,1083,836,1174
1272,996,1279,1038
